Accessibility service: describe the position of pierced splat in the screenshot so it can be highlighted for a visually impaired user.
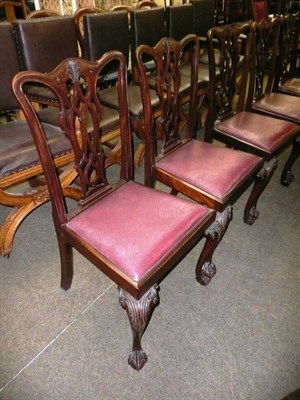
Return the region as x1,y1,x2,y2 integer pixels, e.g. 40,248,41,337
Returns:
250,18,281,100
137,36,200,159
119,284,159,371
55,60,112,204
212,25,241,120
154,42,182,152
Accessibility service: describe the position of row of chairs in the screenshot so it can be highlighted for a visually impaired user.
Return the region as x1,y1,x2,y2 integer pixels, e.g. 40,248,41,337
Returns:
216,0,300,25
10,15,300,369
30,0,156,16
0,4,299,255
0,4,212,258
0,0,155,22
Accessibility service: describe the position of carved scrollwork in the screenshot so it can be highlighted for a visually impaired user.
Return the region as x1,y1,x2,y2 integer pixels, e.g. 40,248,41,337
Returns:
257,159,278,181
196,206,232,286
244,158,277,225
119,284,159,371
204,205,233,242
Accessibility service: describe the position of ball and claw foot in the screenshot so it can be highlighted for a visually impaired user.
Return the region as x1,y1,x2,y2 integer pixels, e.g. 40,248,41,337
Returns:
281,170,294,187
197,261,217,286
128,350,148,371
244,206,260,225
119,284,159,371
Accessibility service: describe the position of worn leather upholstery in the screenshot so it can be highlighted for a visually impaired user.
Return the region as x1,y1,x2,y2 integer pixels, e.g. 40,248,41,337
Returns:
215,111,299,154
13,17,79,104
66,181,212,283
38,104,120,129
253,93,300,124
14,16,79,72
100,85,160,118
156,140,263,203
0,24,71,181
0,121,72,178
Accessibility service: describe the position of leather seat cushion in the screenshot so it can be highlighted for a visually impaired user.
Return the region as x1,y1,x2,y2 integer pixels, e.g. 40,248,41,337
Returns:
100,84,160,118
38,106,120,135
215,111,299,153
24,84,57,105
65,181,212,283
0,120,72,178
156,140,262,203
253,93,300,124
280,78,300,96
179,62,210,85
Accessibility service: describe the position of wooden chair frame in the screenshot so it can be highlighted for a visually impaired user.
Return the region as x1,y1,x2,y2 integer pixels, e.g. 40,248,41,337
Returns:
13,53,219,370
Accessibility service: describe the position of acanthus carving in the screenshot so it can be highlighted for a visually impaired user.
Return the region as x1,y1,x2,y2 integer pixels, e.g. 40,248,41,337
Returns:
204,205,233,242
257,159,278,181
244,159,277,225
196,205,233,286
119,284,159,371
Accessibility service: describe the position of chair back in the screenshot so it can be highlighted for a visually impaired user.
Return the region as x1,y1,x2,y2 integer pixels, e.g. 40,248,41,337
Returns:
73,6,105,52
191,0,215,38
130,7,166,81
83,10,130,70
275,13,300,87
13,16,79,73
13,53,132,228
246,17,281,106
166,4,193,40
0,22,22,113
136,35,200,184
206,22,253,136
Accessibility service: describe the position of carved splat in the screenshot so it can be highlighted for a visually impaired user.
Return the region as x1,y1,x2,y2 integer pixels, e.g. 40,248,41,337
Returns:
119,284,159,371
196,205,233,285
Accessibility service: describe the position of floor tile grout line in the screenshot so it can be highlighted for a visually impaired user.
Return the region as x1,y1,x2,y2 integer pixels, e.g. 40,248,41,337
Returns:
0,282,115,393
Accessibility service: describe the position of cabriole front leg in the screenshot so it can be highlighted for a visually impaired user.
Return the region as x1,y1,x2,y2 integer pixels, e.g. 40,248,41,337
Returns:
281,141,300,186
244,159,277,225
196,205,233,286
119,284,159,371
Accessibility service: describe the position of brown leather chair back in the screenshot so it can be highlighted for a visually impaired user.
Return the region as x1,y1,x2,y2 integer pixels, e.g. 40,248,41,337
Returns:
166,4,193,41
13,16,79,73
130,7,166,79
83,10,130,67
191,0,215,38
0,22,21,112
